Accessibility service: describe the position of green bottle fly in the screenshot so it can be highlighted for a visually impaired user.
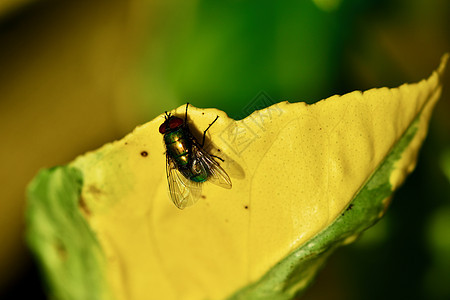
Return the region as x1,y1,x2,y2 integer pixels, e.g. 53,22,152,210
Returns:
159,103,232,209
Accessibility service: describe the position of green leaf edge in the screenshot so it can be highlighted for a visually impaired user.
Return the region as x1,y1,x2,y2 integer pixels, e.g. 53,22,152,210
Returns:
226,115,421,300
26,166,109,300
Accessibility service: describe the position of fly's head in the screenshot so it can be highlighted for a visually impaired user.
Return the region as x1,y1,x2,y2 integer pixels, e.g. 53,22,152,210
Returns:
159,112,184,134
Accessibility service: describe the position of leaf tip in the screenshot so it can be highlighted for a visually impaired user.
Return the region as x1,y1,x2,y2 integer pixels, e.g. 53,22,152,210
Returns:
438,53,449,77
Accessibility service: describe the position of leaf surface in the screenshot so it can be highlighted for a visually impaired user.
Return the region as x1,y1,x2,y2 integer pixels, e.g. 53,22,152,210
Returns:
27,55,447,300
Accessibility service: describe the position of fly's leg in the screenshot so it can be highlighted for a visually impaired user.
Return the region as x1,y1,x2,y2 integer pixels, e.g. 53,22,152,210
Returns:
210,154,224,162
201,115,225,162
184,102,189,125
201,115,219,147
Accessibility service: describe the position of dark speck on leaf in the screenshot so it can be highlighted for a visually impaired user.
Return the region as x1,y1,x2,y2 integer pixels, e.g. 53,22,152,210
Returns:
141,151,148,157
201,195,206,199
79,196,91,216
244,205,249,209
342,204,354,216
54,239,67,261
88,185,102,195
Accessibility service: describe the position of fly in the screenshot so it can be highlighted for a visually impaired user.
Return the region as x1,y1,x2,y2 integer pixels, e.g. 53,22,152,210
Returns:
159,103,232,209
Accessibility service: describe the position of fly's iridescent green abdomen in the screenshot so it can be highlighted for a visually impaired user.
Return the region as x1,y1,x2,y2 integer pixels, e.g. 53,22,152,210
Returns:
159,103,232,209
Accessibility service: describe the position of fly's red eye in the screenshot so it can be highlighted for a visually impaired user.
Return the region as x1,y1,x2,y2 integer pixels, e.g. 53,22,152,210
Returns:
159,123,167,134
169,117,183,129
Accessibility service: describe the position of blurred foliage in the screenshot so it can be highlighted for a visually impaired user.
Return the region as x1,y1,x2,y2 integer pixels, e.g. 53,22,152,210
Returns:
441,149,450,182
0,0,35,19
1,0,449,299
138,0,346,118
424,206,450,298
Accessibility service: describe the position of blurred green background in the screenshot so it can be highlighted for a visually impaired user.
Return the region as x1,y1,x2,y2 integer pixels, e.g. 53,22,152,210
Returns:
0,0,449,299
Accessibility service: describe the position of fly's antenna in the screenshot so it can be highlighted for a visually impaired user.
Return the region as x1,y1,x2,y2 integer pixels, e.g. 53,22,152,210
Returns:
164,111,171,119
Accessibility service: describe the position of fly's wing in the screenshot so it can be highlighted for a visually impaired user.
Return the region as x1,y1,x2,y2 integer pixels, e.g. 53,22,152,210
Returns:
193,145,232,189
166,155,202,209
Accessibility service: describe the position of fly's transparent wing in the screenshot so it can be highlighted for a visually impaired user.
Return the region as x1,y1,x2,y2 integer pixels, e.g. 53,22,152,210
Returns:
193,145,232,189
166,155,202,209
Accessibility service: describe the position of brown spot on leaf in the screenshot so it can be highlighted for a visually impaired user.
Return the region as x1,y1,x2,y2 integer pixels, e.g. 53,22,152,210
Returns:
54,239,67,261
141,151,148,157
79,196,91,216
88,185,102,195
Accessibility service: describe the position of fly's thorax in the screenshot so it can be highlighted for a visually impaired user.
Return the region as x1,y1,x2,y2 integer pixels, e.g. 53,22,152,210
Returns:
163,127,185,144
164,128,191,167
